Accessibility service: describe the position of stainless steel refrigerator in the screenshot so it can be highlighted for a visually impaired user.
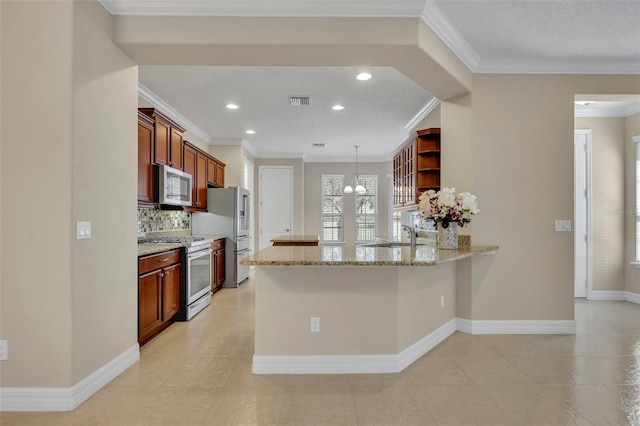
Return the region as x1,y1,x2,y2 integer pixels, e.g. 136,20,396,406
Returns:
192,187,251,287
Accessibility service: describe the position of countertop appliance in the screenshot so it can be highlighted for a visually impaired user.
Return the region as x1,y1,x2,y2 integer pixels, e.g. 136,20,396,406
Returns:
139,235,213,319
192,187,251,287
156,164,193,207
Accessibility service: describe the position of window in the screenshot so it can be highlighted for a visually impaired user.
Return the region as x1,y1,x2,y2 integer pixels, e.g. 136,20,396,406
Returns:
322,175,344,242
355,175,377,242
392,211,402,242
635,136,640,263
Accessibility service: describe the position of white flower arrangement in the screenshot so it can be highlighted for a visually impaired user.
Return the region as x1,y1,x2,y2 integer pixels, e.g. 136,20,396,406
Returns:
418,187,480,228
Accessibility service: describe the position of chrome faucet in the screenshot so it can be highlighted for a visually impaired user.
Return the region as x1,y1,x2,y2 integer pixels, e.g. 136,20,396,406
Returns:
402,225,417,247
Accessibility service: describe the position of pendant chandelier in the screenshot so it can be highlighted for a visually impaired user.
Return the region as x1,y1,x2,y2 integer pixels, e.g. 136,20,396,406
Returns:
344,145,366,195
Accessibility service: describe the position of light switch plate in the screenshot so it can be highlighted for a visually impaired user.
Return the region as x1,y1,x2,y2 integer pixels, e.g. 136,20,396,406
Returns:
76,221,91,239
554,220,571,232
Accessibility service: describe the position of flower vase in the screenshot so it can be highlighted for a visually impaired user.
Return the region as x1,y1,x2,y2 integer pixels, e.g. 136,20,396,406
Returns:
438,222,458,250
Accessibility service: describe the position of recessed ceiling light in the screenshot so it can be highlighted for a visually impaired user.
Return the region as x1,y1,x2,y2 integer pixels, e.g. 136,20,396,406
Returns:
246,130,256,135
332,105,345,111
356,72,372,81
226,103,239,110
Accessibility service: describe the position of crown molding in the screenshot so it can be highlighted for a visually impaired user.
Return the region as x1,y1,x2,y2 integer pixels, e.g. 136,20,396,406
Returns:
475,59,640,75
98,0,425,17
138,83,212,143
626,103,640,117
420,1,480,72
575,102,640,118
404,98,440,131
242,140,258,158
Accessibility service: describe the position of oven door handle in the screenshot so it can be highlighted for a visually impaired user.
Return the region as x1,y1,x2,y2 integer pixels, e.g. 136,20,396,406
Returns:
188,248,213,260
237,249,252,255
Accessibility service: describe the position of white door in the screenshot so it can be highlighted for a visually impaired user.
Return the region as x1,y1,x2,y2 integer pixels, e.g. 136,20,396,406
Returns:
574,130,591,298
259,166,293,250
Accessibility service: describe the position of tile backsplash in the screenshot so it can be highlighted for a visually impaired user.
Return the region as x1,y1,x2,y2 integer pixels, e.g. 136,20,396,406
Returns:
137,209,190,235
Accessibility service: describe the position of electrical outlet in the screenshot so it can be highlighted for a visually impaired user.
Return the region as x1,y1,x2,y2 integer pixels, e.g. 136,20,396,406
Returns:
310,317,320,333
440,295,445,308
0,340,7,361
554,220,572,232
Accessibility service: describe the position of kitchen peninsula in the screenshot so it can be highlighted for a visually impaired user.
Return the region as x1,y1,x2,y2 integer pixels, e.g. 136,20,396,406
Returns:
242,243,498,374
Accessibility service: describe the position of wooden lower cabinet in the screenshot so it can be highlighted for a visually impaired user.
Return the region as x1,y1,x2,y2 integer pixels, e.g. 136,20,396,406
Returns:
138,270,163,344
138,249,182,345
162,263,181,320
211,238,226,294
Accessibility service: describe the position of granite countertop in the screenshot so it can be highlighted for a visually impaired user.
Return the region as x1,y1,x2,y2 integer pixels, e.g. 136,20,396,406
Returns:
270,234,320,243
137,234,226,257
138,242,184,257
241,244,498,267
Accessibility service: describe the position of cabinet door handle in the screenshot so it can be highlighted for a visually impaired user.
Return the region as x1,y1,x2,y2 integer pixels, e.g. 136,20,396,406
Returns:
161,258,169,262
159,273,165,278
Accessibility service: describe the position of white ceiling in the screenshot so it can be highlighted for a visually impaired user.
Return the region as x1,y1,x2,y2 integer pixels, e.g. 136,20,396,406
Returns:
102,0,640,161
139,66,434,161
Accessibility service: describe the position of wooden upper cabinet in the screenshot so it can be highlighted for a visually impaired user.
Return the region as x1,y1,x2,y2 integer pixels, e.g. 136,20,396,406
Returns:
196,152,208,209
184,141,210,211
137,112,155,205
393,128,441,209
183,143,198,209
207,158,225,188
215,161,225,188
139,108,186,170
153,116,171,167
170,127,184,171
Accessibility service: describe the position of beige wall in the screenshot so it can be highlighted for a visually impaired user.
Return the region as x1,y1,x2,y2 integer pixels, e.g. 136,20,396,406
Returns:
575,117,626,292
625,113,640,294
304,162,393,244
254,265,456,356
1,0,138,388
71,0,138,384
450,75,640,321
254,158,305,245
1,0,74,387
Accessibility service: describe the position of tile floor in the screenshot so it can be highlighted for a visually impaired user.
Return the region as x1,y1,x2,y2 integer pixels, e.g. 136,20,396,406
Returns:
2,275,640,425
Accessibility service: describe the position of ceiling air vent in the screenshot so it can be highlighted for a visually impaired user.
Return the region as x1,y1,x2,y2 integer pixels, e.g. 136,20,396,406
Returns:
312,143,327,148
290,96,311,107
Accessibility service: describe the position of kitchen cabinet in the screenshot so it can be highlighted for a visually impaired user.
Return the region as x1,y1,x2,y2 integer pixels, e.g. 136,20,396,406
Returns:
393,128,441,209
207,158,225,188
210,238,226,294
138,248,182,345
184,142,209,211
137,111,155,206
139,108,186,171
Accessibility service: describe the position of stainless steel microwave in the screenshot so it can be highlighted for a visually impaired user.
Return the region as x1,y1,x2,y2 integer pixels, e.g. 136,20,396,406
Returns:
156,164,192,206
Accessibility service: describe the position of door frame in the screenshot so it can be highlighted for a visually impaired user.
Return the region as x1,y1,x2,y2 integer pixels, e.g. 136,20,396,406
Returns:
574,129,593,299
258,165,294,250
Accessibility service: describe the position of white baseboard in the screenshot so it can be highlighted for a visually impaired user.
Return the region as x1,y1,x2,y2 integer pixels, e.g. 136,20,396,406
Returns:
253,318,457,375
589,290,627,301
625,291,640,304
589,291,640,304
0,344,139,412
456,318,576,334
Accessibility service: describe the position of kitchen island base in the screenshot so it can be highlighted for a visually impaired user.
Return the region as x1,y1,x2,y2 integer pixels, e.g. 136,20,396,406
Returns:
253,263,458,374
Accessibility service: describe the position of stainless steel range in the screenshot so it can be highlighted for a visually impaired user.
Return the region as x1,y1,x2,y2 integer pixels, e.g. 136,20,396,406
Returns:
139,236,214,319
